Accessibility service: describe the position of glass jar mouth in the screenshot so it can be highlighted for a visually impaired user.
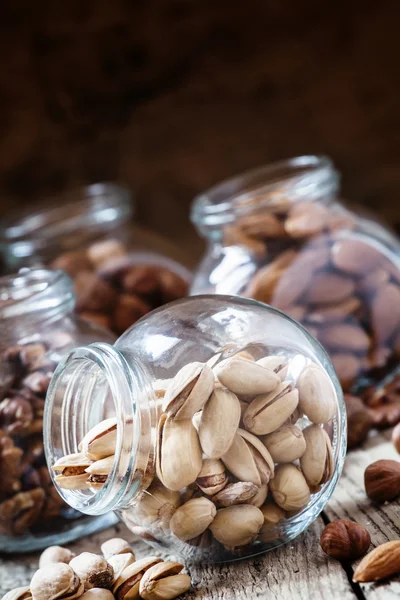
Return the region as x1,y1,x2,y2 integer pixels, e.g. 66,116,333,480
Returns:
191,155,340,229
0,183,133,259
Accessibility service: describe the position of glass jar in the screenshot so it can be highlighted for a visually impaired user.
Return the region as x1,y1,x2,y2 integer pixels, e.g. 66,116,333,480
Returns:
190,156,400,395
44,295,345,563
0,183,191,335
0,268,118,552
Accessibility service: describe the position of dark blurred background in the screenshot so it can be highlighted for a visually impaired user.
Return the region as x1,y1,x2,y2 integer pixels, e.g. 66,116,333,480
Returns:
1,0,400,260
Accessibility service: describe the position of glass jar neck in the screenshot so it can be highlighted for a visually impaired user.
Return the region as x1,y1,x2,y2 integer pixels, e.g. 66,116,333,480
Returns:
191,155,340,240
44,343,155,515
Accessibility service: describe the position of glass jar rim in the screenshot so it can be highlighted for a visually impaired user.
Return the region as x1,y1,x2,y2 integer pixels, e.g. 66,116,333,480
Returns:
191,155,340,228
0,183,133,258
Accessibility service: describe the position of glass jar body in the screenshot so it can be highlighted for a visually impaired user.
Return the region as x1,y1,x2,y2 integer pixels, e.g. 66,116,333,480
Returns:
190,157,400,395
45,296,346,563
0,269,117,552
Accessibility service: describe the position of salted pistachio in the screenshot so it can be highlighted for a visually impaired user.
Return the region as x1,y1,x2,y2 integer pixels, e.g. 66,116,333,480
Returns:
2,587,31,600
243,381,299,435
198,387,241,458
196,459,228,495
133,480,181,532
85,456,114,489
79,418,118,460
297,363,336,424
108,554,136,583
212,481,258,507
139,561,191,600
55,473,92,490
216,357,280,396
300,425,334,489
284,406,303,426
30,564,84,600
162,362,214,420
209,504,264,550
170,497,217,541
270,464,310,511
53,452,92,474
221,428,274,487
259,502,286,542
257,356,288,381
113,556,162,600
247,484,269,508
261,424,306,463
101,538,134,561
80,590,115,600
69,553,114,590
39,546,76,568
156,413,202,491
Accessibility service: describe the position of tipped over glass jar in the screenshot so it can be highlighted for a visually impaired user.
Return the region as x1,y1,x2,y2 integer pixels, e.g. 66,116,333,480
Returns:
44,296,345,562
190,156,400,396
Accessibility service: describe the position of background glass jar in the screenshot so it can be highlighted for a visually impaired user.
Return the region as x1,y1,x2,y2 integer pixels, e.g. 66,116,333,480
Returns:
0,183,191,336
0,268,118,552
190,156,400,395
44,295,345,563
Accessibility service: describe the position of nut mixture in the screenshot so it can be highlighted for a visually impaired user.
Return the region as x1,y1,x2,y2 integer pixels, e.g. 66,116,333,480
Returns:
53,349,337,554
2,537,191,600
51,239,188,335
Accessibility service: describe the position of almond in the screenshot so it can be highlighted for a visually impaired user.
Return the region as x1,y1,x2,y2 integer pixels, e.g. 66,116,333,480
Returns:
353,540,400,582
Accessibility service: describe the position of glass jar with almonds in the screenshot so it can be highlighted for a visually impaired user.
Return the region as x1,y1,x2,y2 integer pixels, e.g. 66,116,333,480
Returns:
190,156,400,396
44,295,346,562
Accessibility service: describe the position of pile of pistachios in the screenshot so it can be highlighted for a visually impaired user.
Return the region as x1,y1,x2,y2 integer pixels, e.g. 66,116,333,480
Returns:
52,350,337,555
2,538,191,600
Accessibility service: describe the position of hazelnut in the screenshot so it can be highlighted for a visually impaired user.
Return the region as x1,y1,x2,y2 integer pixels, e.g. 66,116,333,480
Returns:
51,251,92,277
74,272,118,313
320,520,371,561
344,394,372,450
39,546,76,568
392,422,400,454
364,459,400,502
111,294,150,335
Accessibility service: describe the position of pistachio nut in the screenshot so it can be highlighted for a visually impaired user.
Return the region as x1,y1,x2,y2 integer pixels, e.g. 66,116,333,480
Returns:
300,425,334,489
153,379,171,400
39,546,76,568
270,464,310,511
85,456,114,489
30,564,84,600
196,459,228,495
2,587,31,600
80,590,115,600
52,452,92,477
162,362,214,420
221,428,274,487
170,497,217,541
54,473,92,490
212,481,258,507
139,561,191,600
247,484,269,508
259,502,286,542
209,504,264,550
156,414,202,491
108,554,136,583
297,363,336,424
69,553,114,590
133,480,181,532
243,381,299,435
198,387,241,458
79,418,118,460
113,556,162,600
101,538,134,561
256,356,288,381
216,357,280,396
261,424,306,463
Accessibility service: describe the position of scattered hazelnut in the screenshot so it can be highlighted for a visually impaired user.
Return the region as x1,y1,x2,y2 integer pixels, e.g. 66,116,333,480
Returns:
320,520,371,561
344,394,372,450
364,459,400,502
392,422,400,454
39,546,76,568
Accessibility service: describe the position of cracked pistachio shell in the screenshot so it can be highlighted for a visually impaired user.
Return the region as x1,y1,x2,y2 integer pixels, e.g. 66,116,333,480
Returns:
162,362,214,420
221,428,274,487
2,587,31,600
261,424,306,463
108,555,137,583
209,504,264,549
270,464,310,511
156,414,202,491
134,481,181,531
113,556,162,599
216,357,280,396
80,590,115,600
198,387,241,458
52,452,93,473
31,564,83,600
55,473,92,490
297,364,336,424
300,425,334,488
247,484,269,508
243,382,299,435
259,502,286,542
39,546,76,568
196,459,228,495
257,356,288,381
79,418,118,460
69,553,114,590
101,538,134,561
139,561,191,600
212,481,258,507
170,497,217,540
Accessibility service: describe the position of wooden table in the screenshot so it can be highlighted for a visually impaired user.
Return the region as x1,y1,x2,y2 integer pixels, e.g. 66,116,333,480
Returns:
1,431,399,600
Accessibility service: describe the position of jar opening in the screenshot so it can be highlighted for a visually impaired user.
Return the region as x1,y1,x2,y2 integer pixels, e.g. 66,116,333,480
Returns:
191,155,339,230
